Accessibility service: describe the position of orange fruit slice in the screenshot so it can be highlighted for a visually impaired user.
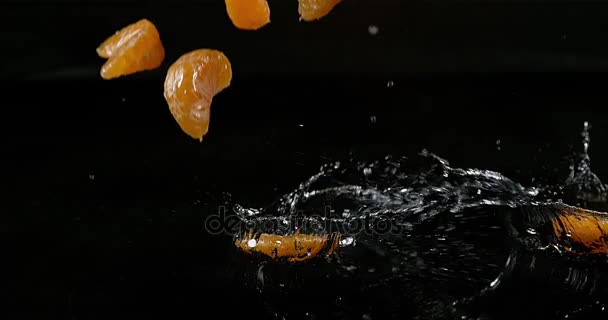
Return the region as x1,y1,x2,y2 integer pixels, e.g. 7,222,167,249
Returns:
298,0,342,21
96,19,165,80
551,206,608,255
163,49,232,141
225,0,271,30
235,229,341,262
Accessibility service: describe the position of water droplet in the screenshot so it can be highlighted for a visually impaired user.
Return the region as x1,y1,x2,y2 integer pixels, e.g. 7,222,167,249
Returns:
247,239,257,248
340,237,355,246
368,25,379,35
342,209,351,218
257,264,264,286
490,275,501,288
416,257,425,267
526,187,539,196
345,265,357,272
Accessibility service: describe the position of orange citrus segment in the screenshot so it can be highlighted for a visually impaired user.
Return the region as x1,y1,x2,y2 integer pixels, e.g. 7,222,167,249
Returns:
163,49,232,141
298,0,342,21
96,19,165,80
225,0,271,30
551,208,608,254
235,230,341,262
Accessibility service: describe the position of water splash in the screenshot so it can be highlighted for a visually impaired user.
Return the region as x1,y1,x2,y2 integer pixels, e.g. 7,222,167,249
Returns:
565,121,607,202
234,150,537,238
227,131,608,319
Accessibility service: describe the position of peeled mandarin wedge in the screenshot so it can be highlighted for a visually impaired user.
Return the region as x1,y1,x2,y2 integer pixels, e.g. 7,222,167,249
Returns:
235,229,340,262
298,0,342,21
96,19,165,80
225,0,271,30
163,49,232,141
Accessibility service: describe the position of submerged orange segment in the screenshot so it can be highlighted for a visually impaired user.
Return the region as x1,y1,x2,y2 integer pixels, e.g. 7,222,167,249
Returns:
225,0,270,30
163,49,232,141
235,231,340,262
96,19,165,80
298,0,342,21
551,208,608,254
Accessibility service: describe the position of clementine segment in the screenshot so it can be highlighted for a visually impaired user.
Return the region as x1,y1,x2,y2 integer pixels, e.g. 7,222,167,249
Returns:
163,49,232,141
551,208,608,255
225,0,271,30
96,19,165,80
235,230,340,262
298,0,342,21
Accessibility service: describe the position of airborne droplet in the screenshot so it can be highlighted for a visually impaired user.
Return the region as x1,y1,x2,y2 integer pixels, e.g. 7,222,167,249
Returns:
368,25,379,35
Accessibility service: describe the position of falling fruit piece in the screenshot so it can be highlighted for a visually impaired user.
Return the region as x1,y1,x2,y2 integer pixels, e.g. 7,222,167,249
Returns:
163,49,232,141
225,0,271,30
298,0,342,21
96,19,165,80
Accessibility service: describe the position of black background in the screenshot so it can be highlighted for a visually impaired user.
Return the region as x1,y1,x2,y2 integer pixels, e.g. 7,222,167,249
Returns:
6,0,608,319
